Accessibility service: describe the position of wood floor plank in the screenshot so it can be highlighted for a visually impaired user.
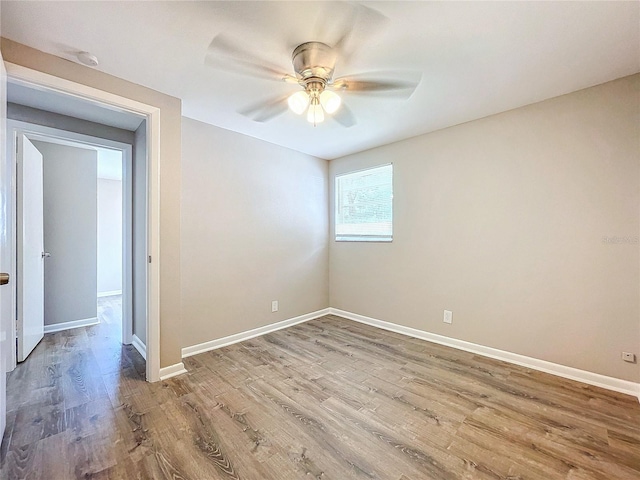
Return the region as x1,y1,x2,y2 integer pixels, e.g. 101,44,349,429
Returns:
9,401,66,449
319,395,466,480
1,440,41,479
65,397,117,439
0,410,16,466
2,303,639,479
244,378,388,479
61,348,110,410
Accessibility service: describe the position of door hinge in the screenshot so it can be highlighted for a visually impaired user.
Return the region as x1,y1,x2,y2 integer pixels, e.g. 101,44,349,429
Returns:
148,255,152,264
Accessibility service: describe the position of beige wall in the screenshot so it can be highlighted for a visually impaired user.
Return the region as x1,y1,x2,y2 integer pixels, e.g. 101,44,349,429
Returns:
1,39,182,367
181,118,329,348
329,74,640,383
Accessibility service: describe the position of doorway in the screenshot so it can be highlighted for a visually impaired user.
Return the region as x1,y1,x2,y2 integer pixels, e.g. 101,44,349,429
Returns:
11,127,137,365
5,62,161,383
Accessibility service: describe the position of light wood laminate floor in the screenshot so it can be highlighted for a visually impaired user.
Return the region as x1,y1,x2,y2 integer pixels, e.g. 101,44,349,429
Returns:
1,301,639,479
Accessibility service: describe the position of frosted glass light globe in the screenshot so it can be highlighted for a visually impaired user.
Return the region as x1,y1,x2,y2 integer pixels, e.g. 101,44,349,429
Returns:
319,90,341,114
288,91,309,115
307,103,325,124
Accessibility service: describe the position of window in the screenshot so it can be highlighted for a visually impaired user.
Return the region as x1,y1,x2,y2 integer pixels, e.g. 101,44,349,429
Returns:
335,164,393,242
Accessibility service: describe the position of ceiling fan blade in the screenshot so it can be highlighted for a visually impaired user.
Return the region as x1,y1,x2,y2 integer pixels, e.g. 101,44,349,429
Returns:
332,103,357,128
239,94,290,123
331,72,422,98
206,34,299,83
332,4,389,63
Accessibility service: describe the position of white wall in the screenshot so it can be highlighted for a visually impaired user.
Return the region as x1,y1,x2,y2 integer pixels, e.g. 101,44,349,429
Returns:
97,178,122,295
329,74,640,383
33,140,98,327
180,117,329,349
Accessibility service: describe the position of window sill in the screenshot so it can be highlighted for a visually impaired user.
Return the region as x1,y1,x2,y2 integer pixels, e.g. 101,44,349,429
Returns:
335,236,392,243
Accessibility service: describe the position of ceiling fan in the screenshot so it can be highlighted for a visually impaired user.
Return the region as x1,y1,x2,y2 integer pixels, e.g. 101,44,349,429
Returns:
204,4,421,127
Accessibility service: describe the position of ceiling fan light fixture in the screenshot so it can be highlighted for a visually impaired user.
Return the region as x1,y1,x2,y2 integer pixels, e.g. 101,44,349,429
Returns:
288,91,309,115
319,90,341,114
307,102,325,125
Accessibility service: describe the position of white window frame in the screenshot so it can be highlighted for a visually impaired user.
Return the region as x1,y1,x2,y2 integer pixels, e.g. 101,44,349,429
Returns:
335,163,393,242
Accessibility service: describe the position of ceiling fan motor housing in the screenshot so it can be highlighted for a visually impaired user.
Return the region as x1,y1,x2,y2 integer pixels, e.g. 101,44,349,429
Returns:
292,42,336,84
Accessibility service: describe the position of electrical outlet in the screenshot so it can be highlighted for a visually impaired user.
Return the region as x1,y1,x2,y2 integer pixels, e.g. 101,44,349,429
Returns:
271,300,278,313
622,352,636,363
443,310,452,324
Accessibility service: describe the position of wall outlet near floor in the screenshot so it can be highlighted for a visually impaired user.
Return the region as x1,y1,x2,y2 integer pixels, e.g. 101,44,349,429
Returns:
622,352,636,363
443,310,453,324
271,300,278,313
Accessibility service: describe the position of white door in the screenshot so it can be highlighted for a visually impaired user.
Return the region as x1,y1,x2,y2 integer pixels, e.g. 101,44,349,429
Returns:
17,134,45,362
0,52,9,440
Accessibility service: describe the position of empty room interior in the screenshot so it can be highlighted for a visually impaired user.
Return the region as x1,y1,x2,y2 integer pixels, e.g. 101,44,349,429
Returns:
0,1,638,479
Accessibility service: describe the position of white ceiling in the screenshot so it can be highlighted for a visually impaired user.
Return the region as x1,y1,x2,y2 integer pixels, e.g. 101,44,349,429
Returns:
2,1,638,160
8,81,145,131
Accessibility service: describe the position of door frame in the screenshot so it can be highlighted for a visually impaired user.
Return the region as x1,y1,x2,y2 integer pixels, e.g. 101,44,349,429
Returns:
9,123,134,360
5,63,161,382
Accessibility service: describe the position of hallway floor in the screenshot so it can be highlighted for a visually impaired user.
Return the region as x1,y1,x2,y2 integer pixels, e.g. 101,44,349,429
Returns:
0,295,149,478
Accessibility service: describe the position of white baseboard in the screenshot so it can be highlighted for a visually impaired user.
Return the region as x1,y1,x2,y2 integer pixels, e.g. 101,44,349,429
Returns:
132,334,146,360
329,308,640,402
44,317,99,334
182,308,331,358
159,362,188,380
97,290,122,298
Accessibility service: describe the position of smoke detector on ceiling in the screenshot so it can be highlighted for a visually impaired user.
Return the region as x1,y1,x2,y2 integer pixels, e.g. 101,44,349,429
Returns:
77,51,99,67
